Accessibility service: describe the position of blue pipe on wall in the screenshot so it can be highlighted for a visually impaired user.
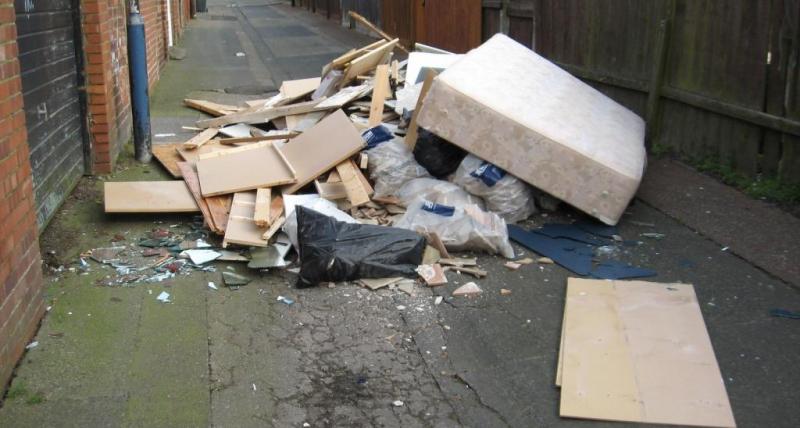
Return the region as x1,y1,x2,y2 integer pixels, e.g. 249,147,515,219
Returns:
127,3,152,162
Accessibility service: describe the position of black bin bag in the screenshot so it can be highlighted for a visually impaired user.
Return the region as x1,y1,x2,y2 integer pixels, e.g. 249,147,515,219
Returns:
296,206,426,287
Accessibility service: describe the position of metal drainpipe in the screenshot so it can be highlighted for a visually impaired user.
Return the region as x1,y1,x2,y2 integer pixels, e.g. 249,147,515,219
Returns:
166,0,174,47
127,1,152,163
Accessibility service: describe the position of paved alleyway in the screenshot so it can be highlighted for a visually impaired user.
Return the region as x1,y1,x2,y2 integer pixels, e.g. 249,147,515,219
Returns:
1,1,799,427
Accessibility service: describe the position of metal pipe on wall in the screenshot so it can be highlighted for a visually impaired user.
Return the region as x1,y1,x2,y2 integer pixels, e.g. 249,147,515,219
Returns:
128,1,152,162
166,0,174,47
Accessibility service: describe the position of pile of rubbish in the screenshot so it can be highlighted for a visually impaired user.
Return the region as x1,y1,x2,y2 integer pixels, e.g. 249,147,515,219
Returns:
106,33,649,288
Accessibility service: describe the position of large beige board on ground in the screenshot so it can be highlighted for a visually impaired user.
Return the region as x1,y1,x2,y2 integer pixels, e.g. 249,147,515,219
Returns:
104,181,199,213
197,143,296,196
280,109,365,194
560,278,736,427
416,34,646,225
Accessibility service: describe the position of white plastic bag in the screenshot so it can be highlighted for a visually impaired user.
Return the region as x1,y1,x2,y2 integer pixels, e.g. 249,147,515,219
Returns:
397,178,484,209
451,155,536,223
366,137,431,197
395,201,514,258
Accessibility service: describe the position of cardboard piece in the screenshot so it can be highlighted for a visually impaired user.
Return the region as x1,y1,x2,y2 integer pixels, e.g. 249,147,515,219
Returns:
560,278,736,427
152,143,184,178
104,181,199,213
197,143,296,196
223,192,268,248
280,110,365,194
416,34,646,225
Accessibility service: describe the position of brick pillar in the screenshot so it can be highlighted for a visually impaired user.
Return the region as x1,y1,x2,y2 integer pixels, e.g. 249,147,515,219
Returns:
81,0,132,174
0,0,46,389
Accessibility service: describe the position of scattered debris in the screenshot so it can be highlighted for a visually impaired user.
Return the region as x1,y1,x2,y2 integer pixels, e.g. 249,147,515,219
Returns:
208,282,218,290
156,291,171,303
416,264,447,286
25,341,38,350
222,272,250,286
452,282,483,297
536,257,554,264
392,400,404,407
181,249,221,265
641,232,666,240
500,288,512,295
770,309,800,319
516,257,535,264
277,296,295,305
504,261,521,270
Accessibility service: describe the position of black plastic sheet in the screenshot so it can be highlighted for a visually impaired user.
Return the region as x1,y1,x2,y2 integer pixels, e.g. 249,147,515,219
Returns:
296,207,426,287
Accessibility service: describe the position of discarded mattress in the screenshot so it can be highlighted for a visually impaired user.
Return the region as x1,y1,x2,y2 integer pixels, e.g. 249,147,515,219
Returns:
416,34,646,225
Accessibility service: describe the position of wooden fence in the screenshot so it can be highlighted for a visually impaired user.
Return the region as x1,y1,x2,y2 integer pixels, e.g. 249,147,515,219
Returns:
292,0,800,183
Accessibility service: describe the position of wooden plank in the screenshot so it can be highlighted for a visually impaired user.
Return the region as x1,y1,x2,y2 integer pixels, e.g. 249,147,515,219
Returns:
176,140,235,164
216,131,298,145
348,11,410,53
315,180,347,200
152,143,184,178
223,192,269,248
205,194,233,235
405,70,437,150
280,110,366,194
342,39,399,86
261,215,286,241
336,159,371,206
197,143,296,196
269,195,284,224
253,188,272,227
196,99,327,129
369,64,391,126
104,181,199,213
280,77,322,98
176,162,221,233
184,99,241,116
560,278,736,427
196,141,273,161
325,39,387,74
183,127,219,149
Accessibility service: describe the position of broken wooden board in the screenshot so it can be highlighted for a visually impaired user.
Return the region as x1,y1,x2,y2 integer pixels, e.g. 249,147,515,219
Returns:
416,264,447,286
176,140,235,164
315,180,347,200
348,11,409,54
342,39,399,87
405,69,437,150
324,39,387,76
416,34,646,225
104,181,199,213
152,143,184,178
216,130,297,145
253,188,272,227
197,99,326,129
261,215,285,240
335,158,371,207
197,143,296,196
176,162,222,234
184,99,241,116
206,194,232,235
280,109,365,194
183,127,219,149
269,194,284,224
560,278,736,427
280,77,322,99
369,64,390,126
223,192,268,248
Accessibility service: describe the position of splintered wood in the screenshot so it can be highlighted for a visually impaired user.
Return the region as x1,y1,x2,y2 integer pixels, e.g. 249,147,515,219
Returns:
559,278,736,427
223,192,268,248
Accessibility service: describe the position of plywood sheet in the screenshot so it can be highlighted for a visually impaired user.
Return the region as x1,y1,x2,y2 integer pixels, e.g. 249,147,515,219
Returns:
152,143,184,178
197,143,296,196
280,110,365,194
176,162,230,234
223,192,268,248
560,278,736,427
416,34,646,225
280,77,322,99
343,39,398,86
104,181,199,213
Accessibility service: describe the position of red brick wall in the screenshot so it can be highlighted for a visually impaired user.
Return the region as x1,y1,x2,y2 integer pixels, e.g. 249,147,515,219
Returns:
0,0,46,390
81,0,192,173
82,0,133,174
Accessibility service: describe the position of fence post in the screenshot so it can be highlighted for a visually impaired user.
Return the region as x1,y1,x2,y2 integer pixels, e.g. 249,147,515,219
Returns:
645,1,674,146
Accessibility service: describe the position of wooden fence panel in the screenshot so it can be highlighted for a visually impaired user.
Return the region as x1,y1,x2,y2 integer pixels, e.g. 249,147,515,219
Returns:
774,0,800,183
416,0,482,53
381,0,415,48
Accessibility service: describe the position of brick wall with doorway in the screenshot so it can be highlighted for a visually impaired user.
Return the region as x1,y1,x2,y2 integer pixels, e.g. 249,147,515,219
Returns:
0,0,46,390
